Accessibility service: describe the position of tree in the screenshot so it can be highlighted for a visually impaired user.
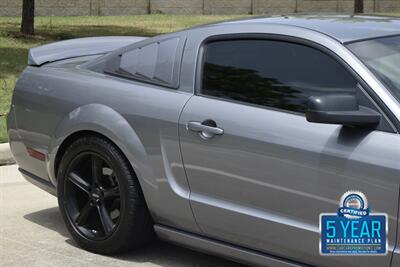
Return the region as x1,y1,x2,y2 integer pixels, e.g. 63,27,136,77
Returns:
354,0,364,13
21,0,35,35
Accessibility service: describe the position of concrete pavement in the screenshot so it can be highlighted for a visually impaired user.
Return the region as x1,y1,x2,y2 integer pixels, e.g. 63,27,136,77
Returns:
0,143,15,166
0,164,245,267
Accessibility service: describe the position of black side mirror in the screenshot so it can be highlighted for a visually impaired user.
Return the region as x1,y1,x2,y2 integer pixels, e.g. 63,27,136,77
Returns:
306,94,381,128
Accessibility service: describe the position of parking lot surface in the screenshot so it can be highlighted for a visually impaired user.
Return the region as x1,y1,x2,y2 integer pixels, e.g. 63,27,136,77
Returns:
0,164,245,267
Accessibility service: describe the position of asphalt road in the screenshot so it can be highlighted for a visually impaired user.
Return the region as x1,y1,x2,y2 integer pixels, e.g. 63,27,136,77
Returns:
0,164,246,267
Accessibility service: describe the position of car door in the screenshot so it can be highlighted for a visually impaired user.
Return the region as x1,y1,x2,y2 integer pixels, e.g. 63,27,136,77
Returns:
178,38,400,267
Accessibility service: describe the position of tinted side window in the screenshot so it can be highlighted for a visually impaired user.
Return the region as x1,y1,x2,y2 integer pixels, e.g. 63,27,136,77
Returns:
201,40,358,113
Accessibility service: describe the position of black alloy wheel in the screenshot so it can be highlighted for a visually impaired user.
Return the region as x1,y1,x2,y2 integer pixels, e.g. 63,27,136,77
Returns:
57,136,154,254
64,152,121,240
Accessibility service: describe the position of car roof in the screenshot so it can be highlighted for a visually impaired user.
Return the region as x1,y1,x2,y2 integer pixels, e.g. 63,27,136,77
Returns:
213,14,400,44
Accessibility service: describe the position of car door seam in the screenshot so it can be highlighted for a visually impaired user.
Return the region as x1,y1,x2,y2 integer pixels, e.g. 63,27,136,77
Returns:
177,94,205,234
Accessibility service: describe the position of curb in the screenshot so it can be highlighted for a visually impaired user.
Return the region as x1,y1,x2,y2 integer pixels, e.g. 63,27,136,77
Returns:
0,143,15,166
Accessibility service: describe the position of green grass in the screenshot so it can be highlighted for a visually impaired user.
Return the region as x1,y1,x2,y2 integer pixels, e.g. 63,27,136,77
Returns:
0,15,244,143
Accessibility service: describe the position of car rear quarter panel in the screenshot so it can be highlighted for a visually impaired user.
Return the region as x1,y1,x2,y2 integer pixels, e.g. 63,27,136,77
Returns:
10,65,199,233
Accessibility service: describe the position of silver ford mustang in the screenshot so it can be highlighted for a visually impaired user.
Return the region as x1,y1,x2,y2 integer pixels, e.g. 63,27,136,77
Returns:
7,15,400,267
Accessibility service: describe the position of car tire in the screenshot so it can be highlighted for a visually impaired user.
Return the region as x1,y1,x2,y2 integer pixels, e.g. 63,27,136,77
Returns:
57,135,154,254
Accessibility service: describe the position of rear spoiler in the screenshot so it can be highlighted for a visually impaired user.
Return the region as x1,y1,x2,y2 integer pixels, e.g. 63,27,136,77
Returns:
28,36,147,66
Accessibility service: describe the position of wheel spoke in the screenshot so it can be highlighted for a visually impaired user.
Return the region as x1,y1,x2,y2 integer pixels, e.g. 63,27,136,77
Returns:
97,203,114,234
103,186,119,199
91,156,103,185
76,201,94,226
68,172,90,194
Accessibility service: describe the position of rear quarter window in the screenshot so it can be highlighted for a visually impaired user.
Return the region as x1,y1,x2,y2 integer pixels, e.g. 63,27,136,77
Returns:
106,37,184,88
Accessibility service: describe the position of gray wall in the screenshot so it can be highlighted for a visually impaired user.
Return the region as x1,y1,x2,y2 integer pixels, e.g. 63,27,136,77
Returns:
1,0,399,16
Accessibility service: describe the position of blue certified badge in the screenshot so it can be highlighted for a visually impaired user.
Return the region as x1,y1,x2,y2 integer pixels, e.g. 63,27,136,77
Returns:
320,191,388,255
